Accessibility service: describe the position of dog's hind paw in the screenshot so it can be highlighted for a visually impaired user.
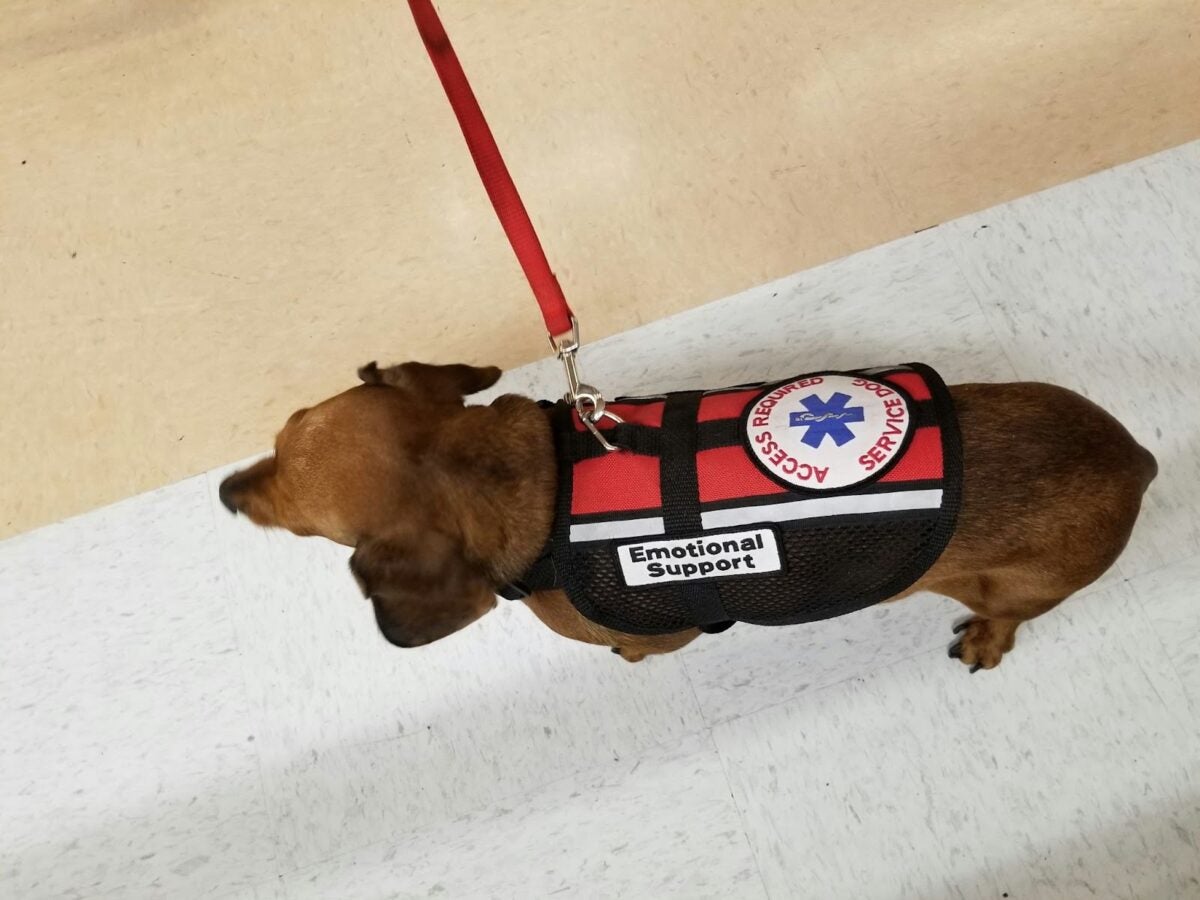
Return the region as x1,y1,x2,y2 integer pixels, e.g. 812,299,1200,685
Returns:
948,617,1019,672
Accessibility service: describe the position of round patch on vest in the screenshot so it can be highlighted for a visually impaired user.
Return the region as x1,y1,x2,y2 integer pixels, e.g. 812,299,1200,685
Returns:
743,373,914,491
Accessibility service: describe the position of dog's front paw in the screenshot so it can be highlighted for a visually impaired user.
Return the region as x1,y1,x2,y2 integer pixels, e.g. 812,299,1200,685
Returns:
611,646,647,663
948,617,1017,672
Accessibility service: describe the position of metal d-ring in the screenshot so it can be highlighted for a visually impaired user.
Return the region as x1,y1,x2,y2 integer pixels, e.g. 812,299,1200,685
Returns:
578,400,625,453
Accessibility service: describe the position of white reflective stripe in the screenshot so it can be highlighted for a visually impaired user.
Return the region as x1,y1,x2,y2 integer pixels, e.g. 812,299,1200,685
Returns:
568,489,942,542
569,517,666,543
700,489,943,530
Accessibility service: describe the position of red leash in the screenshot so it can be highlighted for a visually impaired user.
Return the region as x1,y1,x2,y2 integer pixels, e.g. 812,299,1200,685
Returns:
407,0,623,450
406,0,574,341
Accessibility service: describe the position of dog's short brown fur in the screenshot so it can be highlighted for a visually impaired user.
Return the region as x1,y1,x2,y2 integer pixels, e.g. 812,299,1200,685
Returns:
220,361,1157,669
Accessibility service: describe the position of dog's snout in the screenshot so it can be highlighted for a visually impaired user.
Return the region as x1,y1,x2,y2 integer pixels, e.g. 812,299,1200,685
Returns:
376,616,421,649
371,598,423,649
218,476,240,515
216,457,277,520
378,627,419,649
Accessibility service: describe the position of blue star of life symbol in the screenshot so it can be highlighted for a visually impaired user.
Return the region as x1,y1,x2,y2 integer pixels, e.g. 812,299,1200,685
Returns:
788,392,866,448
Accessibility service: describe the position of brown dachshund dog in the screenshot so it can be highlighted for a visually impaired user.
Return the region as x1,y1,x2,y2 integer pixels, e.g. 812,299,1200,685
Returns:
219,361,1156,670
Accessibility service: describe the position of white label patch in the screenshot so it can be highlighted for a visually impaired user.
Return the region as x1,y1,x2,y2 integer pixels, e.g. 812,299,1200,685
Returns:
616,528,782,587
743,373,913,491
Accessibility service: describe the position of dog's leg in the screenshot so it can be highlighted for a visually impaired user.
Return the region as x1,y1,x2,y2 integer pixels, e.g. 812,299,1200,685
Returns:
922,574,1069,672
523,590,701,661
609,630,702,663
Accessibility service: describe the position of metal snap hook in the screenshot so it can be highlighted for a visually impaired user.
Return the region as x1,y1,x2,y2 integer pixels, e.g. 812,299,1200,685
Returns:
550,318,624,452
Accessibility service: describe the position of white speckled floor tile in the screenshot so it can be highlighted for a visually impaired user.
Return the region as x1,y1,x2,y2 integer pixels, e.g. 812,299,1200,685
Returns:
712,583,1200,900
206,471,706,871
1130,552,1200,713
281,733,765,900
680,567,1119,729
681,550,1123,728
212,877,288,900
681,591,961,726
943,144,1200,578
0,479,278,900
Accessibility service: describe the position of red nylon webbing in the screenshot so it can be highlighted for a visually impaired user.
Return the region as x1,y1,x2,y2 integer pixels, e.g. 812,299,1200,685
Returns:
407,0,574,339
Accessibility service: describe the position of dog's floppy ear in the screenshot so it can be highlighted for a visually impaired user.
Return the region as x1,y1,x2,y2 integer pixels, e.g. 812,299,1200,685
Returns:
349,524,497,648
357,361,501,402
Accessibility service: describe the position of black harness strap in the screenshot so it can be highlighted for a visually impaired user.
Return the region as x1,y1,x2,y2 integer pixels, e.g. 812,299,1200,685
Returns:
659,391,730,629
497,551,556,600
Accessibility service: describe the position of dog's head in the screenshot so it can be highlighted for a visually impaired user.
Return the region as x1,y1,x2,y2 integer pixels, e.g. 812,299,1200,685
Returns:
219,361,555,648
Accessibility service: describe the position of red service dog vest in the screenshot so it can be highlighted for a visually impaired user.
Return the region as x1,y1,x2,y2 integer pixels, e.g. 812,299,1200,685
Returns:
514,364,962,636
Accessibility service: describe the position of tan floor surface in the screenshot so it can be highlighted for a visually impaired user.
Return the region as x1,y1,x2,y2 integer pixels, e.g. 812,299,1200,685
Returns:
3,0,1198,537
